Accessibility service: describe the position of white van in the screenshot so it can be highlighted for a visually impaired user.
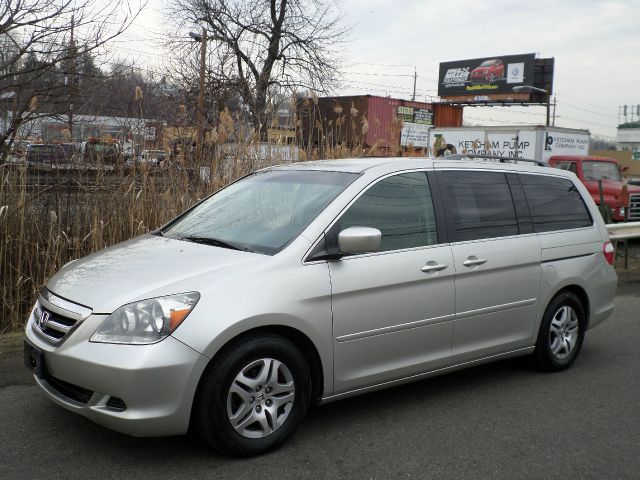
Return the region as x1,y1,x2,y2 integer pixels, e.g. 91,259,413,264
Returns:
25,157,617,456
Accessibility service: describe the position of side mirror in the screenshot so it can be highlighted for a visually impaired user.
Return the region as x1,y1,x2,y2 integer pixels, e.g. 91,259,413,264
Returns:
338,227,382,254
621,166,629,173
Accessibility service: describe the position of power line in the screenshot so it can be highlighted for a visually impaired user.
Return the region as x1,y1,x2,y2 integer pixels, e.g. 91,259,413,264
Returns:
557,114,615,129
556,93,616,113
346,62,437,73
343,78,437,94
347,62,414,68
558,100,617,119
340,82,438,101
344,71,415,78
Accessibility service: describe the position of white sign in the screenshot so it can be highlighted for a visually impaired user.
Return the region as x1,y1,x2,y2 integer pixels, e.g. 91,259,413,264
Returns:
541,131,589,161
507,62,525,84
432,130,537,158
401,123,430,148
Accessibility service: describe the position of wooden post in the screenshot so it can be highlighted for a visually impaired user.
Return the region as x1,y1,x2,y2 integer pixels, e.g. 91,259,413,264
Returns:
194,28,207,168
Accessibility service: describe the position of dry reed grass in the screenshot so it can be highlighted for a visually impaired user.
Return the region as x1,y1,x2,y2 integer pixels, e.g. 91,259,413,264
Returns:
0,95,431,332
0,135,374,332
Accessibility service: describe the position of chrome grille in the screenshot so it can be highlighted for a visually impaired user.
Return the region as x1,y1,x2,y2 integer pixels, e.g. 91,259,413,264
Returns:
31,289,92,346
629,194,640,221
32,307,77,343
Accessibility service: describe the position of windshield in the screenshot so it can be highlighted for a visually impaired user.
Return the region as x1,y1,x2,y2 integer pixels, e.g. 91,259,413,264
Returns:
582,161,622,182
161,169,358,255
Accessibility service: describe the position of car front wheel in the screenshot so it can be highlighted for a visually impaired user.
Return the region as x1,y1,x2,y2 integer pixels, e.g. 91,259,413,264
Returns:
194,333,311,456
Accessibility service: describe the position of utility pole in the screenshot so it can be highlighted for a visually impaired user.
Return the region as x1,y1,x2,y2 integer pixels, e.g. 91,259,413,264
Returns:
545,83,551,127
412,67,417,101
194,27,207,166
552,95,557,126
67,15,75,141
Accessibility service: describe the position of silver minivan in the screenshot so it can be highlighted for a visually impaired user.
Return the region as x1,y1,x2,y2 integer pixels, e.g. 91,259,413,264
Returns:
24,157,617,456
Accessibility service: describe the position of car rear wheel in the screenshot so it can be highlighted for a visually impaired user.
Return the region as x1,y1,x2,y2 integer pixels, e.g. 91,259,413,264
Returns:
194,333,311,457
532,292,586,371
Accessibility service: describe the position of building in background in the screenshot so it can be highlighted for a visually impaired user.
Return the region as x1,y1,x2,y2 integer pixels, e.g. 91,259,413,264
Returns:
617,121,640,159
297,95,463,155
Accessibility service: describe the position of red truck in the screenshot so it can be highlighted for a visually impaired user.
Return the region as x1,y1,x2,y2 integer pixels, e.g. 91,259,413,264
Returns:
549,155,640,222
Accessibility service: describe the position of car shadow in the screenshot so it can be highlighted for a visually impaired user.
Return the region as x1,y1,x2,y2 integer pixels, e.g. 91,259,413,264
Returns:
15,332,615,476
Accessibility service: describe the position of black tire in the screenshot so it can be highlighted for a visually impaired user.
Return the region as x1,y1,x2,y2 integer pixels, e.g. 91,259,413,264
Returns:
194,332,311,457
532,292,586,372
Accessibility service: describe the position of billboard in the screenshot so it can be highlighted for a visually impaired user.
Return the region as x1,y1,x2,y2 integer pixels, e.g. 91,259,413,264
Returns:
438,54,536,97
397,105,432,148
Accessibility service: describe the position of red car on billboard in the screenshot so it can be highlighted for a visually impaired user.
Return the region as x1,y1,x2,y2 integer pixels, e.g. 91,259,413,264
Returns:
469,59,504,83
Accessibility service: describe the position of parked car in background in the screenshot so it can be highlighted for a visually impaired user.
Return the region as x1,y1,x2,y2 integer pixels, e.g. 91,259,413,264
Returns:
549,155,640,221
123,144,140,163
2,140,22,163
470,58,504,83
25,144,66,165
58,143,79,163
81,139,120,165
139,149,167,165
24,157,617,456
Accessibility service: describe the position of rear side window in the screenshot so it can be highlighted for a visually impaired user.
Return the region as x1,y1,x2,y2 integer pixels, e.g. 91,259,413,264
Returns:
440,171,518,242
519,174,592,232
335,171,437,252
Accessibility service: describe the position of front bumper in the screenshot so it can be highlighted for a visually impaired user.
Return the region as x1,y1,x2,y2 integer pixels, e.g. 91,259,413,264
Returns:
25,300,209,437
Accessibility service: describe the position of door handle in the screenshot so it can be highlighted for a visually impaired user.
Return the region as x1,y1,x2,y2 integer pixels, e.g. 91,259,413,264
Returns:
421,262,448,273
463,256,487,267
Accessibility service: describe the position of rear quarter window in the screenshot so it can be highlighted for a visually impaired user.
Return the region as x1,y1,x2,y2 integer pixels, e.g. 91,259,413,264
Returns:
519,174,592,232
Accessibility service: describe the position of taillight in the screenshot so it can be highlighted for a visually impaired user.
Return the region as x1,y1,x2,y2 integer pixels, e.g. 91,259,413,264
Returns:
603,241,615,265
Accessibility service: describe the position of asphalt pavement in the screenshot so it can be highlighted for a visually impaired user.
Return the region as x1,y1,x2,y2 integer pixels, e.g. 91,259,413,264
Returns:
1,286,638,479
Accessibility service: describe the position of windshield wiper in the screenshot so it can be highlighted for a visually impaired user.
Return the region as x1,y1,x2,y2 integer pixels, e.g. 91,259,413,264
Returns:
179,235,255,253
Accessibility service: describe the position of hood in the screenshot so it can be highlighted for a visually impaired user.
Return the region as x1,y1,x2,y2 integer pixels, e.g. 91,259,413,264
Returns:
585,178,640,196
46,234,257,313
627,184,640,195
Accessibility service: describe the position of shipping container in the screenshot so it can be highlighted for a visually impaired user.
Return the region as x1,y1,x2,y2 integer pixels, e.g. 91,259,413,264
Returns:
297,95,462,155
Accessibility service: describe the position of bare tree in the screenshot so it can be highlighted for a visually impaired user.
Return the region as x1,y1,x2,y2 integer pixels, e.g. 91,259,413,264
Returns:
0,0,144,161
167,0,348,138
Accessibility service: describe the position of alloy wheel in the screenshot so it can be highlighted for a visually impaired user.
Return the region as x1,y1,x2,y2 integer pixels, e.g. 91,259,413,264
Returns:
549,305,579,359
226,358,296,439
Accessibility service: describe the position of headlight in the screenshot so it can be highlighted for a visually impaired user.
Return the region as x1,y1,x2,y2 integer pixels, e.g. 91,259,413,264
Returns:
91,292,200,345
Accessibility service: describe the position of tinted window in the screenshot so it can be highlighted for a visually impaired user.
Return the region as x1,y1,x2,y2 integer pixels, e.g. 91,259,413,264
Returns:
441,171,518,241
519,174,592,232
335,172,437,252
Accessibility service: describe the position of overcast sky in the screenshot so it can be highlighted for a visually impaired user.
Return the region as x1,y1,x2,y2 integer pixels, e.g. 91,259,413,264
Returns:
120,0,639,139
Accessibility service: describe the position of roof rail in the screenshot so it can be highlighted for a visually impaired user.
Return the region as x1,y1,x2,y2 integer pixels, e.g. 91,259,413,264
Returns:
442,153,548,167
